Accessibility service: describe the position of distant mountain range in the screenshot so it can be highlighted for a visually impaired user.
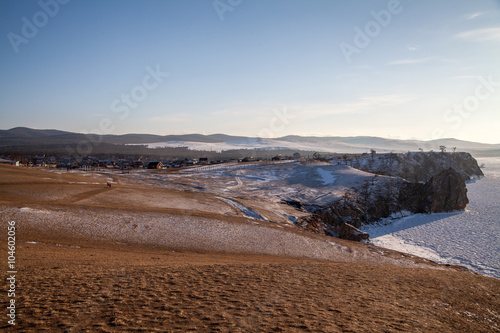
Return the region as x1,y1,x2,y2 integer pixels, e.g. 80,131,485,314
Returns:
0,127,247,144
1,127,499,157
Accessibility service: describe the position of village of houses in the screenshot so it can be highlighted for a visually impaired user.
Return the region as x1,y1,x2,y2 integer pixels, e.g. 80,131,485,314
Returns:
0,152,320,170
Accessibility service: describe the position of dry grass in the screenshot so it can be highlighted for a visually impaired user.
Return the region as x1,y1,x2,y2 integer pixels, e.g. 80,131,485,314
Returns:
0,165,499,332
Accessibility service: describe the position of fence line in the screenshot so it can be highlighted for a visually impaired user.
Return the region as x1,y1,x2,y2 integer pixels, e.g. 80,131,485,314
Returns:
180,160,296,173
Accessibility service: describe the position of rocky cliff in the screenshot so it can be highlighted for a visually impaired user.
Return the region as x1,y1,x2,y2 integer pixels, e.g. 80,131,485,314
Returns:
352,151,483,183
298,167,470,241
401,167,469,213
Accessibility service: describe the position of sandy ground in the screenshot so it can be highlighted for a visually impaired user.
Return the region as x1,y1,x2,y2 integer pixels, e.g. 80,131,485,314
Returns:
1,165,499,332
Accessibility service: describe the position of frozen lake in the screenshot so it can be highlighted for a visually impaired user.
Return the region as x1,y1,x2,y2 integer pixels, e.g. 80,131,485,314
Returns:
362,157,500,279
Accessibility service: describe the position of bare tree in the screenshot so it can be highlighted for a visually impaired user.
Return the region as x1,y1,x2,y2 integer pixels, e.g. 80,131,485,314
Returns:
387,151,396,165
359,180,371,205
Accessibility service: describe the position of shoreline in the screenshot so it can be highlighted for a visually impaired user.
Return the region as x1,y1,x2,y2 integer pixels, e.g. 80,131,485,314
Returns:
362,158,500,279
1,164,499,331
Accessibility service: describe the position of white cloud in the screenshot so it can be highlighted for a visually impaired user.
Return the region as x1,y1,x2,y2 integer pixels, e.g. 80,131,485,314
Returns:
291,94,417,121
150,113,189,123
358,94,416,105
451,75,480,80
335,73,359,80
387,57,435,65
454,27,500,42
157,95,420,137
211,108,255,117
465,12,485,20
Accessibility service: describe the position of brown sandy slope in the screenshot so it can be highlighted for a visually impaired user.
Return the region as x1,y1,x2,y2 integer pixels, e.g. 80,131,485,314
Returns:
1,165,499,332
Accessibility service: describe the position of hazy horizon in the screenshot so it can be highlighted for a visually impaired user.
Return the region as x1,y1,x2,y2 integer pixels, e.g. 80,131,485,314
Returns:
1,0,499,143
2,125,500,146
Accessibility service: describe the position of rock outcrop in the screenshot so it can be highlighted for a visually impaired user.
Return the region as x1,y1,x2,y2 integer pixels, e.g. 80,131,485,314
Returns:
297,167,470,241
426,167,469,212
337,223,369,242
353,151,483,183
401,167,469,213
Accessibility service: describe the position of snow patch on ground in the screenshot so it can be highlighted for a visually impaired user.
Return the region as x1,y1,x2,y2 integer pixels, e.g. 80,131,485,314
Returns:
364,233,446,263
132,138,393,154
5,205,397,265
316,168,337,185
218,197,267,221
23,240,81,248
138,138,292,153
19,207,50,214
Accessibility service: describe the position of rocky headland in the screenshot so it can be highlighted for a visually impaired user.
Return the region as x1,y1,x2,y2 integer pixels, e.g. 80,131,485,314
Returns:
297,152,483,241
353,151,483,182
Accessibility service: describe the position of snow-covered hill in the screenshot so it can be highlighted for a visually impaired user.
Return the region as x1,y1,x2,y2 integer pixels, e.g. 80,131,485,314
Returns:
134,136,500,156
2,128,499,156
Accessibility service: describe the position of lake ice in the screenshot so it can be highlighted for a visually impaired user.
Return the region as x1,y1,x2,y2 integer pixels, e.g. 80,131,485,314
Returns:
362,157,500,279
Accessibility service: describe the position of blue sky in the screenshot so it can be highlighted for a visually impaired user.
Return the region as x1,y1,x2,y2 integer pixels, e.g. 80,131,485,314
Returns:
1,0,499,143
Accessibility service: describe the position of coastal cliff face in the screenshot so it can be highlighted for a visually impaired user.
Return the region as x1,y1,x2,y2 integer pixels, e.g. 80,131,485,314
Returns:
353,151,483,183
401,167,469,214
298,155,475,241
